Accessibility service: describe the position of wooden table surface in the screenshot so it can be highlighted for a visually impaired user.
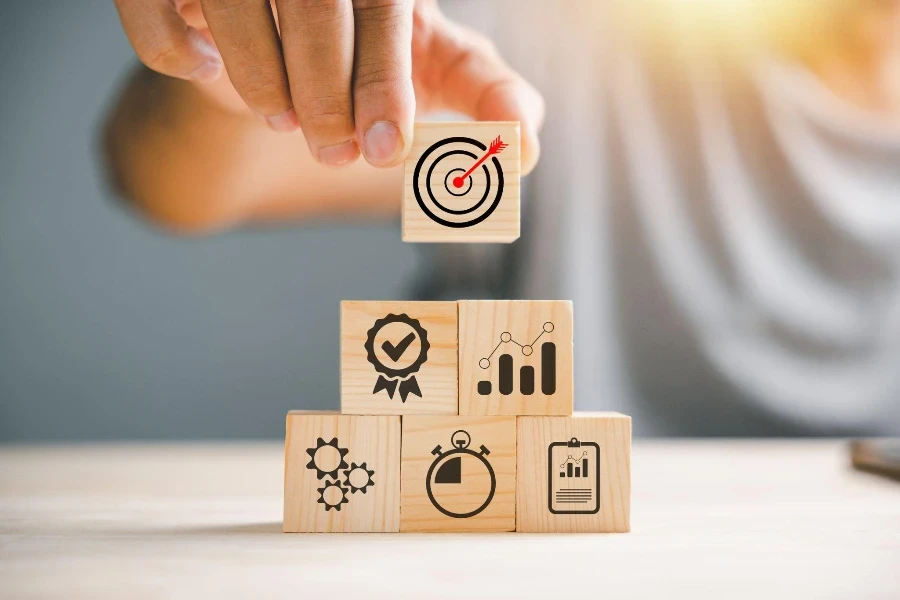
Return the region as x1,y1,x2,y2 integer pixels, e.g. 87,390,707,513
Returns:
1,440,897,599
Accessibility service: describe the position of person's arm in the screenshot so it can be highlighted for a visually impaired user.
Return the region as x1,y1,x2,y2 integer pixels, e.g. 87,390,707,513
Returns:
103,0,544,233
102,65,402,232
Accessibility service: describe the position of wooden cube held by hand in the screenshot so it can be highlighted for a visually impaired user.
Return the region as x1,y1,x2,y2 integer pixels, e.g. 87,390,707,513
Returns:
403,122,520,243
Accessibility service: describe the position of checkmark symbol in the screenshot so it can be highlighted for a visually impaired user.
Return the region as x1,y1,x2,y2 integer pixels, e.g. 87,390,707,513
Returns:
382,332,416,362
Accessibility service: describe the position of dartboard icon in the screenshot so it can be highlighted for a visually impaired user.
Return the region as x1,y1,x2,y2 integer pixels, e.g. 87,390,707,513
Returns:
413,135,507,228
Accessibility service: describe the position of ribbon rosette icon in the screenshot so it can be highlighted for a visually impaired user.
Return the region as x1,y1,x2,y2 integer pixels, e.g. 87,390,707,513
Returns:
364,313,430,402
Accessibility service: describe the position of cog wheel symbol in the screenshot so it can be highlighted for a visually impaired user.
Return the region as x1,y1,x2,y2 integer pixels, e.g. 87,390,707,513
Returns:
305,437,349,480
317,479,350,512
343,462,375,494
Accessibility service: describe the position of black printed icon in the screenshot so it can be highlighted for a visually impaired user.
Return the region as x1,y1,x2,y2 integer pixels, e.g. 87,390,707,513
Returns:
343,462,375,494
317,478,349,512
478,322,556,396
306,437,349,479
365,313,429,402
427,430,496,519
548,438,600,514
413,136,507,228
306,438,374,512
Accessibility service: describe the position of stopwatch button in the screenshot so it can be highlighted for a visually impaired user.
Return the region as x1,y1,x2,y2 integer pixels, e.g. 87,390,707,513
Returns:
431,445,443,456
479,445,491,456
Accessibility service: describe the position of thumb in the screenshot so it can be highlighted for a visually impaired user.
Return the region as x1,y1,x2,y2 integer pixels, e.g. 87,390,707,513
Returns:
418,16,544,175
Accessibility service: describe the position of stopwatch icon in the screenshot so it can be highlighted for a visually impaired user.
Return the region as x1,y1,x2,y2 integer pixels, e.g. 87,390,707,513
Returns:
426,430,497,519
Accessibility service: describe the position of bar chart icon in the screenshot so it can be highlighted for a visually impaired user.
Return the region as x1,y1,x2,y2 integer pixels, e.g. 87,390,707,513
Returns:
477,322,556,396
548,439,600,514
560,450,589,478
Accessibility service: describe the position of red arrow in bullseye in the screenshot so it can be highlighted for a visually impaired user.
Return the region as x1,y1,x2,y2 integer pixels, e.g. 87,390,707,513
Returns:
452,136,507,188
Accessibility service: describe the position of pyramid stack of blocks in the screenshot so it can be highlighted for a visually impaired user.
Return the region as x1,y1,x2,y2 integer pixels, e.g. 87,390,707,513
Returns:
283,300,631,533
285,122,629,533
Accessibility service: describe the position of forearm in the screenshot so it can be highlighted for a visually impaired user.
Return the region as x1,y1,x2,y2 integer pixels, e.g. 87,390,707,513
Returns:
101,66,402,233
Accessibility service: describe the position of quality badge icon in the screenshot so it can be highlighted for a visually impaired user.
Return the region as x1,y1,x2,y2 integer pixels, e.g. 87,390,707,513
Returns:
365,313,430,402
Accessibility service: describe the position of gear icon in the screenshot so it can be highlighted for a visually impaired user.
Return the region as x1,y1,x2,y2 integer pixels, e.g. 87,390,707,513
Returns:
317,479,350,512
343,462,375,494
306,437,349,480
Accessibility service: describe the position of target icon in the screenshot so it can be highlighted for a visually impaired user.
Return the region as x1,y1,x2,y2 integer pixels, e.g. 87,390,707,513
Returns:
413,135,507,229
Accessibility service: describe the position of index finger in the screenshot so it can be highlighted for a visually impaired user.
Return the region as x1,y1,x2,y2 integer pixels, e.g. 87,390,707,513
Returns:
352,0,416,168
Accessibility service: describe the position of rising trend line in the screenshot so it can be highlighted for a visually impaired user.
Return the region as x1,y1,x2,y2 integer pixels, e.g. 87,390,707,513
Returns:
560,451,588,468
482,322,554,363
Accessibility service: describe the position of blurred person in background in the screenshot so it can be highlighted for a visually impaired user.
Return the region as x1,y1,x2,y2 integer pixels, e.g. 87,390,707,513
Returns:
103,0,900,436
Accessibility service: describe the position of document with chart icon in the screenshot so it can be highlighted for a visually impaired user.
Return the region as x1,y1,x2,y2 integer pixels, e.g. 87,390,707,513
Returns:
548,438,600,514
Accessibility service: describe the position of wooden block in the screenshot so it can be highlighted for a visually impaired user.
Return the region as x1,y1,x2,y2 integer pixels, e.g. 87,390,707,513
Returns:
458,300,573,416
283,411,400,533
403,121,520,243
341,301,458,415
400,416,516,532
516,413,631,533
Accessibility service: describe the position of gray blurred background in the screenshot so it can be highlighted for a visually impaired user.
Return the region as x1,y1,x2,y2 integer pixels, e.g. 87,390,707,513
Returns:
0,1,419,441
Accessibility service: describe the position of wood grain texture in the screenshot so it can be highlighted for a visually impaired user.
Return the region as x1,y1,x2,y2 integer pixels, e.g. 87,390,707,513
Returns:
459,300,573,415
4,441,899,597
403,122,520,243
283,411,400,532
516,413,631,533
341,301,458,415
400,416,516,532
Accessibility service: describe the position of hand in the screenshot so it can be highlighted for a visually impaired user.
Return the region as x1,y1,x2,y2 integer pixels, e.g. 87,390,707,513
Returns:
112,0,543,172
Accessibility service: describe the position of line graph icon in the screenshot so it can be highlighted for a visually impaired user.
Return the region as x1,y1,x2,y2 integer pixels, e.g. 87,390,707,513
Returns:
560,450,589,478
477,322,556,396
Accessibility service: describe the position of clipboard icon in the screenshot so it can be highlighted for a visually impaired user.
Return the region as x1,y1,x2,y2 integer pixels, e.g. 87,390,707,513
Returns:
548,438,600,514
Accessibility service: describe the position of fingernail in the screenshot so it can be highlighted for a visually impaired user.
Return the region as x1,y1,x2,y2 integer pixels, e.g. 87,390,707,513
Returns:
264,109,300,134
318,140,360,167
363,121,404,166
188,61,223,82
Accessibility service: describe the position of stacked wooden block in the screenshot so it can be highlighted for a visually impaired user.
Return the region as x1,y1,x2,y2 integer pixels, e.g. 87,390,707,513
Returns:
284,300,631,533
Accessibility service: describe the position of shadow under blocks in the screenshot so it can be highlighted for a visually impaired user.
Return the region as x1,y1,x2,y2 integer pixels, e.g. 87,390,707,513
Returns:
284,299,631,533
